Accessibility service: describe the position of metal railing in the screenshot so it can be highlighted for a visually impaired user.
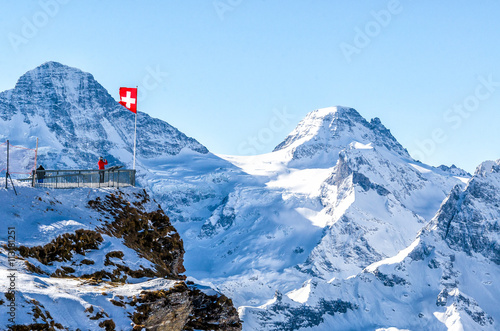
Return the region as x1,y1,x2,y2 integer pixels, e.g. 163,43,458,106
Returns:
19,169,136,189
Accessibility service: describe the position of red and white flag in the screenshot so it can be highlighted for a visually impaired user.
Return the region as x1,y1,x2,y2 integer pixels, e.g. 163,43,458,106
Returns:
119,87,137,113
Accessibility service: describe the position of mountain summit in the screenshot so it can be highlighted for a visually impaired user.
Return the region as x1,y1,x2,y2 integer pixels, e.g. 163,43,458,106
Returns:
0,61,208,170
273,106,409,166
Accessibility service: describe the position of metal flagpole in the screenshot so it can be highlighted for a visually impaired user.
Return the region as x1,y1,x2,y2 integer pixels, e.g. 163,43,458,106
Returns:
34,137,39,169
133,86,138,170
33,137,39,187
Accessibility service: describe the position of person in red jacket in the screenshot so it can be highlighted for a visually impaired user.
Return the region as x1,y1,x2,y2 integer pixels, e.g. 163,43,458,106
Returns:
98,156,108,183
98,156,108,170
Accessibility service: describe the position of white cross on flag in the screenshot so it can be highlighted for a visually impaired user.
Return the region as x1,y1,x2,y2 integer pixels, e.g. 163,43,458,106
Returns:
119,87,137,113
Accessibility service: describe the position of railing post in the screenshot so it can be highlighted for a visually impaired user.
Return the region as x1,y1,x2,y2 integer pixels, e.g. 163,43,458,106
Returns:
5,140,9,189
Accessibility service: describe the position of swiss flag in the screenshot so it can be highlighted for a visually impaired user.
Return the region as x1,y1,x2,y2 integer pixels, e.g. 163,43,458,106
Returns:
119,87,137,113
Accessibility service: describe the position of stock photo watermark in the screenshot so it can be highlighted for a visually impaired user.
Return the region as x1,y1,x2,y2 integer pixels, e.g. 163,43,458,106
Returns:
213,0,244,21
6,226,17,326
340,0,403,63
8,0,72,53
237,107,295,155
137,65,169,102
410,74,500,162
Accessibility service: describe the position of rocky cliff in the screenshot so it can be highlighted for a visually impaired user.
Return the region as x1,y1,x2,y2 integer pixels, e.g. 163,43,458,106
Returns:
0,186,241,330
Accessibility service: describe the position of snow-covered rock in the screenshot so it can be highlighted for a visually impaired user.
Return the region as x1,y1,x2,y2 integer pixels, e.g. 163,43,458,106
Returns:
242,160,500,330
0,184,241,329
273,107,409,167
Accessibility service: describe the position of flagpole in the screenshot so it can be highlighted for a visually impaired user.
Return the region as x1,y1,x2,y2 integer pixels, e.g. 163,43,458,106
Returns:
133,86,138,170
34,137,39,187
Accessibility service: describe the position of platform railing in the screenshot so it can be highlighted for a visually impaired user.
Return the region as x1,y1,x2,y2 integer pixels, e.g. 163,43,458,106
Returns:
19,169,136,189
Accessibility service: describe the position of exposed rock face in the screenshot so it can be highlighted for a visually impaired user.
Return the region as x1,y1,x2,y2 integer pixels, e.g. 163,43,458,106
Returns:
245,289,357,331
132,283,242,331
433,159,500,264
88,191,187,279
437,164,471,177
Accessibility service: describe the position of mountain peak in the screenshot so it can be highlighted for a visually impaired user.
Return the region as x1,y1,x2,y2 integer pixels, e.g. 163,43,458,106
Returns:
437,164,471,177
16,61,93,87
27,61,84,73
273,106,409,165
37,60,68,69
474,159,500,177
14,61,101,99
310,106,361,118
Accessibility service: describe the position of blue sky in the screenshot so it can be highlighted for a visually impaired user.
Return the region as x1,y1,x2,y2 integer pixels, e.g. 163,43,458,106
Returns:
1,0,499,172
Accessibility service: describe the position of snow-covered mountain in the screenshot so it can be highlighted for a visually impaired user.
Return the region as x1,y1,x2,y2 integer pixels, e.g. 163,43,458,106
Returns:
242,160,500,330
2,62,496,330
0,61,207,171
184,106,468,310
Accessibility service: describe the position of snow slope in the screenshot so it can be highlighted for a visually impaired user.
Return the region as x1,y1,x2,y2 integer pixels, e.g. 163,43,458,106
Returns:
241,160,500,330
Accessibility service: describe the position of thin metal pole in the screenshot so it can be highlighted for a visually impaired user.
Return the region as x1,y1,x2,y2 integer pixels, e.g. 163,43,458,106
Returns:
34,137,38,172
33,137,39,188
5,140,9,189
133,86,138,170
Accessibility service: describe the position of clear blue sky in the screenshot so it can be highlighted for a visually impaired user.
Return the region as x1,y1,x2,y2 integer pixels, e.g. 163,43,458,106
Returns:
1,0,499,173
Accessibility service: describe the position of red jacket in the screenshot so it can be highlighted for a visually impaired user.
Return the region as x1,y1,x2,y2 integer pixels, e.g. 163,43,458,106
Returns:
98,159,108,170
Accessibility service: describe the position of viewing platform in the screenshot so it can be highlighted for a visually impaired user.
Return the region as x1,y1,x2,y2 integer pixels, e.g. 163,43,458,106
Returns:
19,168,136,189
